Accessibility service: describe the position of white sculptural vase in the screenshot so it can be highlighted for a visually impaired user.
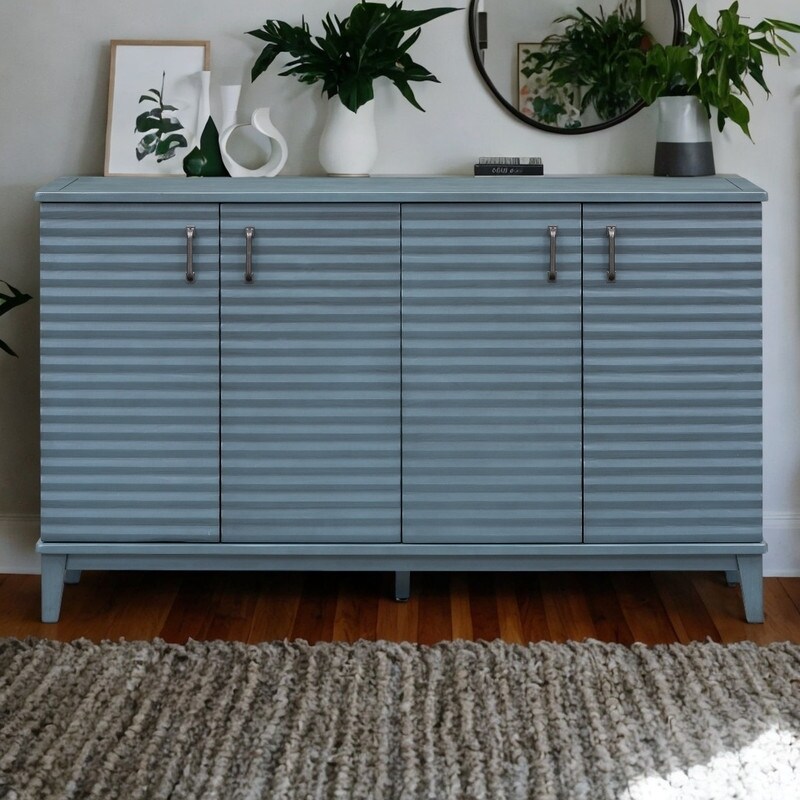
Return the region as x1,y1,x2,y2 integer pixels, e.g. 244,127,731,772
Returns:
218,85,288,178
318,97,378,176
195,71,212,148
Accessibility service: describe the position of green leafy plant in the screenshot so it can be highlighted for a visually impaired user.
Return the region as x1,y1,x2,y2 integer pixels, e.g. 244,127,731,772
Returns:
634,3,800,138
247,1,458,113
135,72,188,162
0,281,32,358
522,1,653,124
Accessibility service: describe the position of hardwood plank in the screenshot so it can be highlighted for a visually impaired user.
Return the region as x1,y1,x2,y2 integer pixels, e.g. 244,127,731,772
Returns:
515,573,551,642
158,573,219,643
376,577,420,643
449,574,473,640
494,574,525,644
290,572,337,643
468,573,502,641
0,575,40,639
3,571,799,646
581,573,636,645
780,578,800,615
203,573,259,643
416,573,452,645
332,573,379,643
652,572,721,644
611,572,678,645
690,573,800,644
44,573,126,643
248,573,303,643
540,573,597,642
102,572,181,642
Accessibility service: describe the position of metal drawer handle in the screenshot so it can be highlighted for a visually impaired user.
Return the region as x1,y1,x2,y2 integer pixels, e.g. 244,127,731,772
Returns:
606,225,617,282
548,225,558,282
185,226,196,283
245,227,255,283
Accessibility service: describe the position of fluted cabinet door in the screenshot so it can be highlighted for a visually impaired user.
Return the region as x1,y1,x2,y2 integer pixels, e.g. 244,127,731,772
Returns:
402,203,583,544
220,204,401,543
583,203,762,543
40,203,220,542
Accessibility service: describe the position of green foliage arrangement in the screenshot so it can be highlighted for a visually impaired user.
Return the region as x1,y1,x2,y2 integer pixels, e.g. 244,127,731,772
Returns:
136,72,188,162
0,281,32,358
523,1,652,124
634,3,800,138
247,1,458,113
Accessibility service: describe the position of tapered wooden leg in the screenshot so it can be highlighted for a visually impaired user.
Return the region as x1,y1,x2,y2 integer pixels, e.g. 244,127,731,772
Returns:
64,570,82,585
41,555,67,623
737,555,764,623
725,570,740,586
394,571,410,602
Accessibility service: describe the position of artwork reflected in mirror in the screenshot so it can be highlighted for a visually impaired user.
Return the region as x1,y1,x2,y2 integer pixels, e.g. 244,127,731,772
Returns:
471,0,682,133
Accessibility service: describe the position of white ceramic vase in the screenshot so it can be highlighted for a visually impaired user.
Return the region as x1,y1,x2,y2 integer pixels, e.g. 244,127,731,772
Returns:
653,96,715,177
318,97,378,176
194,71,212,148
218,85,288,178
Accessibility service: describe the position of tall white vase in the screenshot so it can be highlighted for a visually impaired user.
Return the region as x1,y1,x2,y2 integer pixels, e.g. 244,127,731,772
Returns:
318,97,378,176
219,84,242,134
187,71,212,151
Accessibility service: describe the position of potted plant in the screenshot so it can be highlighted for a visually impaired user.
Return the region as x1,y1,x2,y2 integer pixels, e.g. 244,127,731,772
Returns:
0,281,32,357
633,3,800,176
247,1,457,176
522,0,653,128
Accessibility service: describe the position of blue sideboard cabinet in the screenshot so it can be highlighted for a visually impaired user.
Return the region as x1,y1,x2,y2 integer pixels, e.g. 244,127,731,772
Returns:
35,175,767,623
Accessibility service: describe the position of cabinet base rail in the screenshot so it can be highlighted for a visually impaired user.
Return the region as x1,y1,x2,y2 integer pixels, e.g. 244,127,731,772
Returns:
38,540,766,625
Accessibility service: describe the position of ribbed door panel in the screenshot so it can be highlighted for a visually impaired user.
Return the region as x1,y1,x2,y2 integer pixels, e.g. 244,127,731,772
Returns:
402,203,582,544
583,203,762,543
40,203,220,542
220,204,401,543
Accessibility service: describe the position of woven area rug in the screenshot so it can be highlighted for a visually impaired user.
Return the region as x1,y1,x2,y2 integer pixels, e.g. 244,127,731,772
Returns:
0,638,798,800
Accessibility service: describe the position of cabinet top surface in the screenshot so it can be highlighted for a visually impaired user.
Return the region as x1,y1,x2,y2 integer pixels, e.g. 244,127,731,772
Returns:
35,174,767,203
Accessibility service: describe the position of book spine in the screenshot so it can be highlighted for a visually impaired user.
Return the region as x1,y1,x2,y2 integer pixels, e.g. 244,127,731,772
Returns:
473,165,544,176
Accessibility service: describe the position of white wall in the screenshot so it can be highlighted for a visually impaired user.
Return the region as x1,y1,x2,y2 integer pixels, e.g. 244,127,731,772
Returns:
1,0,799,574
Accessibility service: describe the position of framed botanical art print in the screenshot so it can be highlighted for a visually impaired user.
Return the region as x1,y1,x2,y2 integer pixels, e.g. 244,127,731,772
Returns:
104,40,210,176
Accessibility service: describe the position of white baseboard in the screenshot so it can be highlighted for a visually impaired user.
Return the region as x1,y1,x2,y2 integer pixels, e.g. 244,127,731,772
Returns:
1,513,798,576
0,515,40,574
762,514,800,577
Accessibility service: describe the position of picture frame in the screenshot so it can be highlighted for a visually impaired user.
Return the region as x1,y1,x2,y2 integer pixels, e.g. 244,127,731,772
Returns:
104,40,211,177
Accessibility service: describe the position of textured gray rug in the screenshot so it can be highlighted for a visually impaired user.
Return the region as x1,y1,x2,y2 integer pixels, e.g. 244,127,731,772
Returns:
0,638,798,800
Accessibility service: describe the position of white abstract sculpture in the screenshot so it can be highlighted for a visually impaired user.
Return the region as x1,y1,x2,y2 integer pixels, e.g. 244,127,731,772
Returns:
218,85,288,178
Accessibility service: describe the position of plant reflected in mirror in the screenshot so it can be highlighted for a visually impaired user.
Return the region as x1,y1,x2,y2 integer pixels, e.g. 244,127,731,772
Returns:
471,0,682,134
520,1,653,128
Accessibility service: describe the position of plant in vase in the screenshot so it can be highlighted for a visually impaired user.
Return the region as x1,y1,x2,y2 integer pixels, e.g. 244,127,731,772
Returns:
0,280,32,358
631,2,800,176
247,1,458,175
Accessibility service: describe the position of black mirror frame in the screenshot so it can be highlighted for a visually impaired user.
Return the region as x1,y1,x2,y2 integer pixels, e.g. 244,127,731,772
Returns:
467,0,685,135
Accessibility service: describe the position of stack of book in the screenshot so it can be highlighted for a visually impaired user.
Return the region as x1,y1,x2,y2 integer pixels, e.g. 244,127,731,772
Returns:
473,157,544,176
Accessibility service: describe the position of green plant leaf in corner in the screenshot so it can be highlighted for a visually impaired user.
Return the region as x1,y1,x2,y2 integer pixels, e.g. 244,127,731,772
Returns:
0,280,32,358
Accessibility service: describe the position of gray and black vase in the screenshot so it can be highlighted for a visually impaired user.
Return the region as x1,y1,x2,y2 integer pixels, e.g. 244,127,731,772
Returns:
653,96,715,177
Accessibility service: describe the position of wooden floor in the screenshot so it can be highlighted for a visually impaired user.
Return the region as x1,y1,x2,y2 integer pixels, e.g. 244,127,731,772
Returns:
1,571,799,646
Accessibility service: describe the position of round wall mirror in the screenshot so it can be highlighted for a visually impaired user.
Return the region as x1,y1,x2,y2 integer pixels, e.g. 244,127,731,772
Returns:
468,0,684,134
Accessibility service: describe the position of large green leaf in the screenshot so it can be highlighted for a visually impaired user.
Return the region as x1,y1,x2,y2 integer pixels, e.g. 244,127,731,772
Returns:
636,3,799,138
0,280,32,358
246,1,458,112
